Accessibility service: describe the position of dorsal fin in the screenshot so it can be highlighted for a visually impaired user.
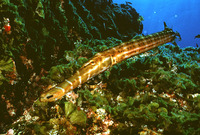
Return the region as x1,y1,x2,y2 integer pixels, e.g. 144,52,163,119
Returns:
163,22,173,31
164,22,167,30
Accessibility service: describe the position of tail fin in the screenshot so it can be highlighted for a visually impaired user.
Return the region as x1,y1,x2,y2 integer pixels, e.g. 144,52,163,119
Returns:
175,31,181,41
164,22,181,40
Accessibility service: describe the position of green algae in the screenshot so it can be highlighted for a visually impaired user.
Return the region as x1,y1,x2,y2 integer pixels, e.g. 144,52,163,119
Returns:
0,58,15,85
69,110,87,127
35,0,45,19
64,102,87,127
64,102,76,118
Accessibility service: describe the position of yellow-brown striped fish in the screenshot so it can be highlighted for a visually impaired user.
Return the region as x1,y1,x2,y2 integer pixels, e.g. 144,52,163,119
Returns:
40,23,180,102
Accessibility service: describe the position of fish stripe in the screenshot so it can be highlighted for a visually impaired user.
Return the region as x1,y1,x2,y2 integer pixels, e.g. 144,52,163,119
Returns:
65,79,72,85
55,86,65,93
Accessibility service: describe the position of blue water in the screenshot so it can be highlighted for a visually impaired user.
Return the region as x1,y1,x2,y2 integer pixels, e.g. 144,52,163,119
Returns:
113,0,200,48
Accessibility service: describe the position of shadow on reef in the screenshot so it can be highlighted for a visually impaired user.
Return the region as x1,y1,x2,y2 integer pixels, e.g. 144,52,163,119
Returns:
0,0,143,133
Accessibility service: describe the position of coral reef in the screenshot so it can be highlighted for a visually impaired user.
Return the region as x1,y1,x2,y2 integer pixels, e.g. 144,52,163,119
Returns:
3,40,200,134
0,0,200,135
0,0,142,133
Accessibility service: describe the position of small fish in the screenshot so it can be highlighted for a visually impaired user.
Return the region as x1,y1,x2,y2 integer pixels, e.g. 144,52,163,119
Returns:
126,1,132,5
194,34,200,39
40,22,180,102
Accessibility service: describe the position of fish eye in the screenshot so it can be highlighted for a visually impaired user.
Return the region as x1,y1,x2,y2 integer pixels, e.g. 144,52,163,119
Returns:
46,95,54,99
90,61,95,65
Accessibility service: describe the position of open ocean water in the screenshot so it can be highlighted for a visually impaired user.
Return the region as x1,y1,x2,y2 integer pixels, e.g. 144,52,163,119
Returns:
113,0,200,48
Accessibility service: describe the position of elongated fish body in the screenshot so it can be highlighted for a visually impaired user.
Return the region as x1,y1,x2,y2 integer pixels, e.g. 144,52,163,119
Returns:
40,24,180,102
